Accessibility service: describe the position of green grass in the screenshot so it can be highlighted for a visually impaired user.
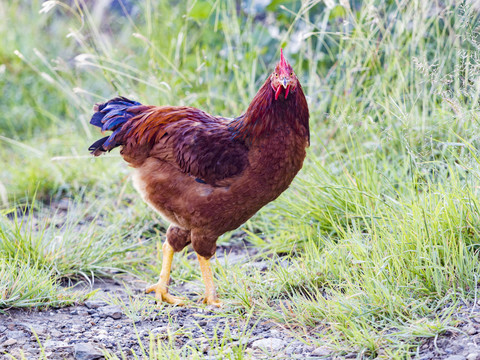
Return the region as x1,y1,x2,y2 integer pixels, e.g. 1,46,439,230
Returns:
1,202,148,277
2,0,480,358
0,259,82,309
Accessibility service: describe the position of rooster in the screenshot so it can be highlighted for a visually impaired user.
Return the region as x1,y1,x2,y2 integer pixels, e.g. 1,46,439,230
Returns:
89,50,310,307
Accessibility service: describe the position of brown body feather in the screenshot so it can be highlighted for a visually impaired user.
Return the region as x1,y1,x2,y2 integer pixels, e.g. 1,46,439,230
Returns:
90,71,309,258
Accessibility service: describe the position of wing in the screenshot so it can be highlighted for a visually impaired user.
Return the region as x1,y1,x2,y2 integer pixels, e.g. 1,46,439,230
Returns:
120,106,249,186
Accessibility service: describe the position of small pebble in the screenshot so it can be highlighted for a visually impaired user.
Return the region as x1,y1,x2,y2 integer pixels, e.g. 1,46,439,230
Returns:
418,351,434,360
251,338,286,352
84,300,107,309
2,339,18,347
5,330,26,339
466,325,478,335
98,305,122,320
44,340,73,352
285,340,303,355
74,342,103,360
51,330,63,337
312,346,332,356
445,356,466,360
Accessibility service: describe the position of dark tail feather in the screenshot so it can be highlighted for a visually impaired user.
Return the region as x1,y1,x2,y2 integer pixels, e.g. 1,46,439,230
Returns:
88,136,110,156
88,96,142,156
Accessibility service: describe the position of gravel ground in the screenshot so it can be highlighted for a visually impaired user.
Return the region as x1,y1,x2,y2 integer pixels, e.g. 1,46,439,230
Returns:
0,241,328,360
1,240,480,359
416,300,480,360
0,277,306,360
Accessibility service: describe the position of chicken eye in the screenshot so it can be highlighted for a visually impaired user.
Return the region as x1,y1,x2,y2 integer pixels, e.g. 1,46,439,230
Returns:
290,72,293,76
275,73,278,77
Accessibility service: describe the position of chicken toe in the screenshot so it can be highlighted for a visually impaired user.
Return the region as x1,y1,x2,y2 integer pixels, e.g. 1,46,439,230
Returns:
203,296,223,307
146,241,186,306
145,283,186,305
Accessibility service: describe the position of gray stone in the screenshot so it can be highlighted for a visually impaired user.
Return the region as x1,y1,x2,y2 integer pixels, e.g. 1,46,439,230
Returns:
74,342,104,360
418,352,434,360
5,330,26,340
44,340,73,352
71,325,85,333
15,338,27,346
445,356,466,360
71,308,89,316
28,325,47,336
50,329,62,337
84,300,107,309
285,340,304,355
95,334,109,342
98,305,122,320
2,338,17,346
467,354,480,360
251,338,286,352
466,325,478,335
312,346,332,356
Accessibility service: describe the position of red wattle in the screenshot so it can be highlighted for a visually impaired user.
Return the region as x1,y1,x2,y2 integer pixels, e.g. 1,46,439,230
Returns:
285,85,290,99
275,86,282,100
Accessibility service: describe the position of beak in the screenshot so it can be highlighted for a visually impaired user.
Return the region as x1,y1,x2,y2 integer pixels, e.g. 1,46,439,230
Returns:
281,77,290,89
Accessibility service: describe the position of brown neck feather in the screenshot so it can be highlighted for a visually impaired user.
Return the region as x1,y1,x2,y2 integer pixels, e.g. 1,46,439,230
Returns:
230,78,310,145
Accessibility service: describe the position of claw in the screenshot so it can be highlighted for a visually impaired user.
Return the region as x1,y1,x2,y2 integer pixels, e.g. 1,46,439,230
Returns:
146,282,186,306
203,296,223,308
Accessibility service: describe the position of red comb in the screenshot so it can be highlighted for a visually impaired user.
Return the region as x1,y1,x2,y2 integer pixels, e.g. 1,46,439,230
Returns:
280,48,288,67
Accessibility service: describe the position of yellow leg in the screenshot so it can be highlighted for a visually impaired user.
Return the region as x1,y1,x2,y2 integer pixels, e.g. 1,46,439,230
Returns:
197,254,222,307
145,242,185,305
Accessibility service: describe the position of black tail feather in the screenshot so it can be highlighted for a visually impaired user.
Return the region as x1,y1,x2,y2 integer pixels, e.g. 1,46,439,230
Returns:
88,136,110,156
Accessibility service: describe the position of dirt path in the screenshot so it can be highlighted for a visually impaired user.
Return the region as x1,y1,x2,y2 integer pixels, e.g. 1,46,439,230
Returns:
0,277,289,359
0,243,324,359
1,241,480,359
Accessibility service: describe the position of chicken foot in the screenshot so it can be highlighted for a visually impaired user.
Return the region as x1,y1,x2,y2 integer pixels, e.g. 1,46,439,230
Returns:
145,241,186,305
197,254,222,307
